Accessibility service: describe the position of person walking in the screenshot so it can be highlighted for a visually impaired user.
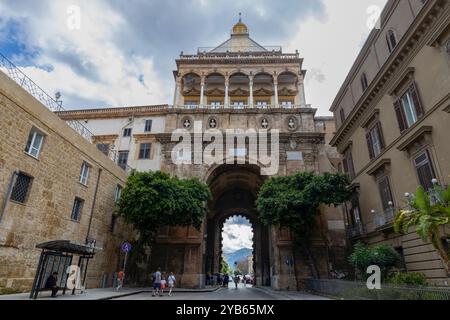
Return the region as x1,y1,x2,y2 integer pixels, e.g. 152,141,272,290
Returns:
168,272,176,297
233,274,240,289
223,274,229,287
152,267,162,297
116,270,124,291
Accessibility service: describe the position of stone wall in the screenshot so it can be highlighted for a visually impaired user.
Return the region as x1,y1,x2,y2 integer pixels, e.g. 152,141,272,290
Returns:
0,71,135,293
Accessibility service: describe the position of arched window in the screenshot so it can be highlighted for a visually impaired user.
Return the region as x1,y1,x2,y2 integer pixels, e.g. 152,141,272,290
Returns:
387,29,397,53
361,73,369,92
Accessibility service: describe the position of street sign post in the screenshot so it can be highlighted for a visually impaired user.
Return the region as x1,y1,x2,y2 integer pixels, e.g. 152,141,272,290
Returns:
121,242,132,288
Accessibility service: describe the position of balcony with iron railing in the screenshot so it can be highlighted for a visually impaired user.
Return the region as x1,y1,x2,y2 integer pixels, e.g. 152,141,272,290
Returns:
0,52,132,173
178,48,300,61
372,204,397,230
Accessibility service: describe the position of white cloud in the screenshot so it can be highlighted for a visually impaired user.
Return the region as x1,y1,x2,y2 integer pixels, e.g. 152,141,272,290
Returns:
222,221,253,254
1,0,167,108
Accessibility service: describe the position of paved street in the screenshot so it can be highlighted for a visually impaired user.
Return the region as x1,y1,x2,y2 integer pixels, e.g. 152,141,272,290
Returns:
113,284,330,300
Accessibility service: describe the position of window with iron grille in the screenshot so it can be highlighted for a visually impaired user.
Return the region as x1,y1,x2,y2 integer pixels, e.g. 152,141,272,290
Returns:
25,128,45,158
138,143,151,159
10,172,33,204
144,120,153,132
71,197,84,221
79,162,90,186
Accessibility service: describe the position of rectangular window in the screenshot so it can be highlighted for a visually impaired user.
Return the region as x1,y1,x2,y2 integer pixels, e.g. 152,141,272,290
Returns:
281,101,293,109
79,162,90,186
210,101,221,109
378,176,394,210
342,148,355,179
115,185,122,203
110,214,118,233
138,143,151,160
414,151,436,190
232,101,244,109
185,101,197,109
118,151,129,170
366,122,385,159
394,82,424,132
10,172,33,204
96,143,110,156
256,101,268,108
25,129,45,158
123,128,132,137
71,197,84,221
144,120,153,132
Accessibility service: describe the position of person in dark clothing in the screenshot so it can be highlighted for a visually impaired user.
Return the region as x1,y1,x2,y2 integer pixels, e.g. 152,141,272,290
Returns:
45,272,59,297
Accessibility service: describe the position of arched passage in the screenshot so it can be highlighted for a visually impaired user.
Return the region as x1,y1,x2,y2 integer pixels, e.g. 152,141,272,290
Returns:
204,164,271,287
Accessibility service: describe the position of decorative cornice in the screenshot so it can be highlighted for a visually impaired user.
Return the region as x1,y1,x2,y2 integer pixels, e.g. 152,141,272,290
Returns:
387,67,415,96
367,158,391,176
133,133,157,142
176,57,303,67
57,105,319,120
361,109,380,129
92,134,118,142
397,125,433,151
57,105,170,120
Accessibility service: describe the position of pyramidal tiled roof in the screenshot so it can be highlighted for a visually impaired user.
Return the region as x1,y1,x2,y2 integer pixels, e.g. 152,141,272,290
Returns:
210,18,268,53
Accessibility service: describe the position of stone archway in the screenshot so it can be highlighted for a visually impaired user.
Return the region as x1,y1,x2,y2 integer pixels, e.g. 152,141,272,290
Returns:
203,164,271,287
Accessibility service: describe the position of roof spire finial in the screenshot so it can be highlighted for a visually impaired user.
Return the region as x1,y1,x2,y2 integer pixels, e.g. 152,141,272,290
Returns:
238,12,242,23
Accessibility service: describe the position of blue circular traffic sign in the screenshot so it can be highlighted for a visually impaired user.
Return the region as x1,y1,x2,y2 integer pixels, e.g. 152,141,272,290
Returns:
121,242,132,253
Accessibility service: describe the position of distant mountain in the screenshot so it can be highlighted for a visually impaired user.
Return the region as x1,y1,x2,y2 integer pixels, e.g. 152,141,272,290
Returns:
224,248,252,269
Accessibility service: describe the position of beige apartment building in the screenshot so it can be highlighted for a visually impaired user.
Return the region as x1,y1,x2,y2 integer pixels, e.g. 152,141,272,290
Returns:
0,69,135,293
330,0,450,285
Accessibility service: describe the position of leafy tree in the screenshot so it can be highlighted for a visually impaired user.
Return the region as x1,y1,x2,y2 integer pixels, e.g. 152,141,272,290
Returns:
256,172,353,278
117,171,211,245
220,256,232,275
349,241,401,281
394,183,450,275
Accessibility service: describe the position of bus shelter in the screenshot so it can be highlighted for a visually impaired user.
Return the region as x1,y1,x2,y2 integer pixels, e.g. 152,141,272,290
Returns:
29,240,96,299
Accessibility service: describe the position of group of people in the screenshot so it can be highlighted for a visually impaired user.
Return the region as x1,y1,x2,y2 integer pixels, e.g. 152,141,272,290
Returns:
206,272,230,287
206,273,251,289
151,268,176,297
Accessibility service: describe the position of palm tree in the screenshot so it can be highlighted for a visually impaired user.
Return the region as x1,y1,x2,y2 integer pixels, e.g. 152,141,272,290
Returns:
394,182,450,275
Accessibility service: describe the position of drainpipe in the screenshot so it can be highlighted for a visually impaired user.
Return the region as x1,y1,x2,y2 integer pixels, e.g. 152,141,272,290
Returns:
86,168,102,244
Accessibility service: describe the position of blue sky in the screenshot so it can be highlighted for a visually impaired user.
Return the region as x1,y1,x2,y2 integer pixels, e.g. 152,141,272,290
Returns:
0,0,387,115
